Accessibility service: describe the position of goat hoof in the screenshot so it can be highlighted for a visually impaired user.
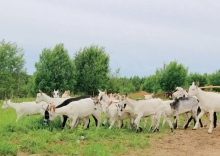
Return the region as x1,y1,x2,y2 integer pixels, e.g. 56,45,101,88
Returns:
208,131,213,134
170,128,174,132
136,127,142,133
184,125,188,129
173,123,177,129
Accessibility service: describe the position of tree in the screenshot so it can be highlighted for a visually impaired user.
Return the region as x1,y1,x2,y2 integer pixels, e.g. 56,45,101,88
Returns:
208,70,220,91
106,68,121,93
0,39,26,99
142,75,161,93
130,76,143,92
74,45,110,95
187,73,207,87
158,61,188,92
34,43,76,94
118,77,135,94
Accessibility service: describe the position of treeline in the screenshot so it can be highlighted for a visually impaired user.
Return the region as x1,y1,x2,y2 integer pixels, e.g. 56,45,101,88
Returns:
1,39,220,99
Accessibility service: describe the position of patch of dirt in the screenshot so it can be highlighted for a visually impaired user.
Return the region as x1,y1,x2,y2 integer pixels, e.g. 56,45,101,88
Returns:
125,125,220,156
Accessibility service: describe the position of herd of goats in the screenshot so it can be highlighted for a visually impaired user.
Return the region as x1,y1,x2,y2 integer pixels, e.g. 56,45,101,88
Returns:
1,82,220,134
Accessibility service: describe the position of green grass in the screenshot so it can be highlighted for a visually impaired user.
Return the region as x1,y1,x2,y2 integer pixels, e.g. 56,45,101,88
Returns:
0,99,177,156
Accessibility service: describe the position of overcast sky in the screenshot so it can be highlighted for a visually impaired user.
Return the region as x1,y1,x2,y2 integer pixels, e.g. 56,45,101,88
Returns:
1,0,220,77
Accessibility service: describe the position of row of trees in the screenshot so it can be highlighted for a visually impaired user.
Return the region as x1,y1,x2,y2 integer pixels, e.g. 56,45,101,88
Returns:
1,39,220,99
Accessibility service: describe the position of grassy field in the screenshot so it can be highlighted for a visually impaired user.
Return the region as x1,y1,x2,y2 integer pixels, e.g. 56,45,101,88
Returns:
0,98,174,156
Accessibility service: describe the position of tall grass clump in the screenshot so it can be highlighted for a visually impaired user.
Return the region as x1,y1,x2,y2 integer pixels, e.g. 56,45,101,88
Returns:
0,141,18,156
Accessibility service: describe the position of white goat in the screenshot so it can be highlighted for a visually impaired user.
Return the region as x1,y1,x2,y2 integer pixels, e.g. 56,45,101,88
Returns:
61,90,71,99
35,90,71,126
52,89,61,98
143,93,172,128
172,86,217,129
144,93,154,100
119,95,174,132
188,82,220,134
2,100,48,122
36,90,102,128
48,98,97,129
98,90,134,129
36,90,66,107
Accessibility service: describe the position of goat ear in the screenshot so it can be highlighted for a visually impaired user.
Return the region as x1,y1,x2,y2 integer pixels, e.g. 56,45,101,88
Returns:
104,89,107,94
39,90,42,94
196,82,200,87
98,89,101,93
192,82,195,86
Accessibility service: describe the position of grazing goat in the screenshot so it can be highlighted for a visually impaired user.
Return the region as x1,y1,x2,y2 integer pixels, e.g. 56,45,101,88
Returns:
36,90,68,125
36,90,101,128
188,82,220,133
2,100,48,122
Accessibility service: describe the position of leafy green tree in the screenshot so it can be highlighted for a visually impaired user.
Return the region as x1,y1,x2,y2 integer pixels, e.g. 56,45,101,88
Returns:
142,75,161,93
208,70,220,91
118,77,135,94
158,61,188,92
74,45,110,95
106,68,121,93
34,43,76,94
130,76,143,92
26,74,36,97
187,73,207,87
0,39,26,99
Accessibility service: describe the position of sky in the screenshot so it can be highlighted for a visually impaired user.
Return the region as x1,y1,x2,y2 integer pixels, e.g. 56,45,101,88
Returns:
1,0,220,77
